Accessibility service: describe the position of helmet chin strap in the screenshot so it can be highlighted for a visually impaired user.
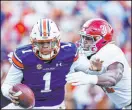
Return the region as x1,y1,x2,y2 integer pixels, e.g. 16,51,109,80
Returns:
78,47,94,57
39,51,54,60
85,44,97,57
84,51,94,57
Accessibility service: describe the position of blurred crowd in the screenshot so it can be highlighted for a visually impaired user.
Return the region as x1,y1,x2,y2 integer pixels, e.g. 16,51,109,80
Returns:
1,1,131,109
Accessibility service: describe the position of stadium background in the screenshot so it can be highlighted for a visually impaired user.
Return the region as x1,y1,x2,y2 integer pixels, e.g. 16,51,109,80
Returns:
1,1,131,109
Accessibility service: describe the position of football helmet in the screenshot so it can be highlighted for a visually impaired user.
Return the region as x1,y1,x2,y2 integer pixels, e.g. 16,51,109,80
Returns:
79,18,113,56
30,18,61,60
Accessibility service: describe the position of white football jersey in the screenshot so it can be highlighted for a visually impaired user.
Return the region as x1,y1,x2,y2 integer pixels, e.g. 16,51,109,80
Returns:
69,53,91,73
90,42,131,108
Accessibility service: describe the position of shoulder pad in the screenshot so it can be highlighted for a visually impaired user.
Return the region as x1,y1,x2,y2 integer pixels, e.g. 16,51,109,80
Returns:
12,44,32,69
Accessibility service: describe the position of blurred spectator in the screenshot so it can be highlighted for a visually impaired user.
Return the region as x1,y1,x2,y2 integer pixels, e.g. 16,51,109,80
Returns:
1,11,5,26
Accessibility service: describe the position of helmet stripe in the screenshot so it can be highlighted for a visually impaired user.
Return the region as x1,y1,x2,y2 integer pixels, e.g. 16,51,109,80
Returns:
47,19,50,36
43,19,47,37
46,19,48,36
40,19,42,36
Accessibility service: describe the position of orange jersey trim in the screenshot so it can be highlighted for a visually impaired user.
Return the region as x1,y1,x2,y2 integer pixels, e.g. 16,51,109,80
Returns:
73,54,79,62
105,87,115,93
65,83,76,92
12,55,24,69
71,85,76,91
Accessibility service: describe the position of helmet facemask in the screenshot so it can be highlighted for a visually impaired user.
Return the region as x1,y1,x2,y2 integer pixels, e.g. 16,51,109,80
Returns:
30,18,61,61
32,37,60,61
79,32,102,56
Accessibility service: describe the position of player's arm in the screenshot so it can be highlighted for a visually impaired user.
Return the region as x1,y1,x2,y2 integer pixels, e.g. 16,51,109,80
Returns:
1,64,23,100
66,62,124,87
97,62,124,87
2,51,24,99
74,58,105,75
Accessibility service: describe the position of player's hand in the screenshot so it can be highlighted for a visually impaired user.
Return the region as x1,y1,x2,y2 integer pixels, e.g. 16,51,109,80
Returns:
89,58,104,71
66,71,98,86
7,52,13,64
9,88,20,105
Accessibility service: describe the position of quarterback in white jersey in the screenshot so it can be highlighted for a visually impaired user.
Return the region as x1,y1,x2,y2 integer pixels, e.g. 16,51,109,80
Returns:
66,18,131,109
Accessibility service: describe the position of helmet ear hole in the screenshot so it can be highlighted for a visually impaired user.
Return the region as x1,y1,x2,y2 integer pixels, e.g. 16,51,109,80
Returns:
94,36,101,41
102,41,107,44
54,50,57,54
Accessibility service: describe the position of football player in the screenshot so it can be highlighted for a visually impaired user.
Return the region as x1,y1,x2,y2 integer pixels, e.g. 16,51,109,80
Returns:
66,18,131,109
1,18,79,109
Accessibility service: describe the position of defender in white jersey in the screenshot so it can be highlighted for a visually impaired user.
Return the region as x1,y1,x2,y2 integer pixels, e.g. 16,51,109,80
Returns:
66,18,131,109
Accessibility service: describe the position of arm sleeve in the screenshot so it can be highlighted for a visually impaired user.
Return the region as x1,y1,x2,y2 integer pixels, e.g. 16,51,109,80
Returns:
69,54,90,73
1,64,23,99
69,60,78,73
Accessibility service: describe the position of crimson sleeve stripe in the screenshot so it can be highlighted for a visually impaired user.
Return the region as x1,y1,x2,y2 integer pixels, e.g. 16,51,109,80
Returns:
12,55,24,69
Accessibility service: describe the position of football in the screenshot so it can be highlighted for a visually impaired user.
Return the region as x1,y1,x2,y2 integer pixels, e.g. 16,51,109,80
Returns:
12,83,35,109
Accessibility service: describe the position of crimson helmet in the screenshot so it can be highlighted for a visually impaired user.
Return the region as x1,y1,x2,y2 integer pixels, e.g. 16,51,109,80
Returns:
79,18,113,56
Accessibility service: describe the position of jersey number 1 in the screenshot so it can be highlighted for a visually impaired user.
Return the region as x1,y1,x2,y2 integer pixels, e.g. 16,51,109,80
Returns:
41,72,52,93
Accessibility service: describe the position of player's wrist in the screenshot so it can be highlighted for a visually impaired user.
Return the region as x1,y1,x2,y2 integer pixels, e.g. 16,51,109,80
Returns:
87,75,98,84
86,66,106,75
1,84,13,100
